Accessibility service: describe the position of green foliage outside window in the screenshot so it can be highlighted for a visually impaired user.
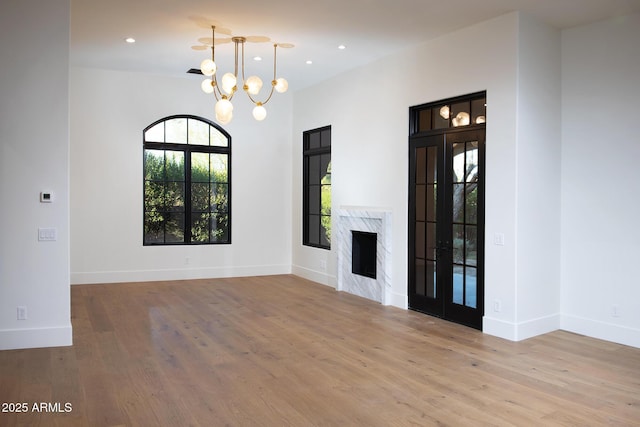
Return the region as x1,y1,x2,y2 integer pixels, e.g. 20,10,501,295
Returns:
143,115,230,245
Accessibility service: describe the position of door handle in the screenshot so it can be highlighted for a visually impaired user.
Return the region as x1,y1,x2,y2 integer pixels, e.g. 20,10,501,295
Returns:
436,240,451,255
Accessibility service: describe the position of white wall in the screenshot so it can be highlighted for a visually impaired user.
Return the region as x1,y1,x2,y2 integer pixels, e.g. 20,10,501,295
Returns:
70,68,293,283
561,14,640,348
513,14,562,339
292,13,523,331
0,0,72,350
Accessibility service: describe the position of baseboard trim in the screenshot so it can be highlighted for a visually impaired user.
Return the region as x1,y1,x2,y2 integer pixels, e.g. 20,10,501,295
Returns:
71,264,292,285
561,314,640,349
291,264,336,288
0,325,73,350
483,314,560,342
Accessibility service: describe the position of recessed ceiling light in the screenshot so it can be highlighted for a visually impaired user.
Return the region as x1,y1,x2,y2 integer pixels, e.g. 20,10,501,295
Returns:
253,56,262,61
306,60,313,65
338,44,346,50
125,37,136,43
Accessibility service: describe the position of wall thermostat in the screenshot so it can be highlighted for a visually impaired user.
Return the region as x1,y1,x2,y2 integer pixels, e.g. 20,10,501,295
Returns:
40,192,53,203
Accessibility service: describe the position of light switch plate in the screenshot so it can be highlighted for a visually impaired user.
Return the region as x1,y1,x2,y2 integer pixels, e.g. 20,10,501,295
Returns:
38,227,57,241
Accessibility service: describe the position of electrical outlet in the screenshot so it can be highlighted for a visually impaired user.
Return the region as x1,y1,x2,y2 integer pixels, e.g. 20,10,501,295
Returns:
493,300,502,313
320,259,327,271
612,305,620,318
17,306,27,320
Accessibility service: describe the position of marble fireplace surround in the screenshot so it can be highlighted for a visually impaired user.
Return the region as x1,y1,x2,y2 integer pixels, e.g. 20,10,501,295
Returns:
337,207,392,304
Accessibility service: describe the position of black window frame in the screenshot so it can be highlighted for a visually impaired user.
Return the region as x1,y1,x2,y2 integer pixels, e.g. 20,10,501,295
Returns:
303,125,331,249
143,114,231,245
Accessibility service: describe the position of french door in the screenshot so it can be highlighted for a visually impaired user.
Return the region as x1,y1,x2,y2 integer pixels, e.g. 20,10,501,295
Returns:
408,128,485,330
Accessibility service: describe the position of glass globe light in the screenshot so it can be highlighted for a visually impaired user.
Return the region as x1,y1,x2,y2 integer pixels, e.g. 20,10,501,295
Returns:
245,76,263,95
252,104,267,121
274,77,288,93
215,98,233,124
200,59,217,77
221,73,237,95
439,105,450,119
452,111,470,127
201,78,214,94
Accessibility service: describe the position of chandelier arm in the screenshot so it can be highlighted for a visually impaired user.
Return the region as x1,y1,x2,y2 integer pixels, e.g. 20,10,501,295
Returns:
211,26,216,63
273,44,278,81
241,41,246,83
245,85,275,106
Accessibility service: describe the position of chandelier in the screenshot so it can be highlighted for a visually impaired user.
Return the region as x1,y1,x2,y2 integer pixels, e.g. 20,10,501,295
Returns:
199,26,292,124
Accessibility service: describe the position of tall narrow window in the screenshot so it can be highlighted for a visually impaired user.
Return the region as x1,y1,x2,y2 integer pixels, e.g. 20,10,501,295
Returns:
303,126,331,249
143,115,231,245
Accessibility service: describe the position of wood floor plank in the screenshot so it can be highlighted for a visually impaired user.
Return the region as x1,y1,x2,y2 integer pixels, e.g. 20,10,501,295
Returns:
1,275,639,426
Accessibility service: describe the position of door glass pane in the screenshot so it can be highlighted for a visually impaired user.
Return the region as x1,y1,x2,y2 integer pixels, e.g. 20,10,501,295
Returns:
452,224,465,264
427,222,436,260
416,185,425,221
452,183,465,223
416,148,426,184
452,143,465,183
427,147,437,184
427,184,436,222
466,187,478,224
415,259,426,296
465,267,477,308
426,260,436,298
465,141,479,182
453,265,464,304
415,221,425,259
465,225,477,267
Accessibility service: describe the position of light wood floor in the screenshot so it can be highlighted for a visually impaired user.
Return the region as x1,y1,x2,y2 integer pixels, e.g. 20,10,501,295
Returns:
1,275,639,426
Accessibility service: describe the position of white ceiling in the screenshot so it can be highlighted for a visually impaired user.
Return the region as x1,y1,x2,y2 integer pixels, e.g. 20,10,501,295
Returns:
70,0,640,90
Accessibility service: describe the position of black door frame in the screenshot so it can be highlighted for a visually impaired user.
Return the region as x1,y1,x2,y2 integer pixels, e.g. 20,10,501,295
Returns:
408,93,486,330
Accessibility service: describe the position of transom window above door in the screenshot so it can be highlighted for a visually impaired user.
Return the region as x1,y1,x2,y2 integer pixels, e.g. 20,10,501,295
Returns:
414,95,486,134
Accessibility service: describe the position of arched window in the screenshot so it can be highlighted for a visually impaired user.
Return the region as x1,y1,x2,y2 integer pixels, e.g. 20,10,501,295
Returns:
143,115,231,245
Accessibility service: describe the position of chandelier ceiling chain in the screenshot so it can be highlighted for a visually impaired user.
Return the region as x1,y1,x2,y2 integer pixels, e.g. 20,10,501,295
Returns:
199,25,292,124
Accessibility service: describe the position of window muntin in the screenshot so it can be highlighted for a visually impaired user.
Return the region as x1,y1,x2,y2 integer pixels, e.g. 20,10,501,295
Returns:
143,115,230,245
303,126,331,249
